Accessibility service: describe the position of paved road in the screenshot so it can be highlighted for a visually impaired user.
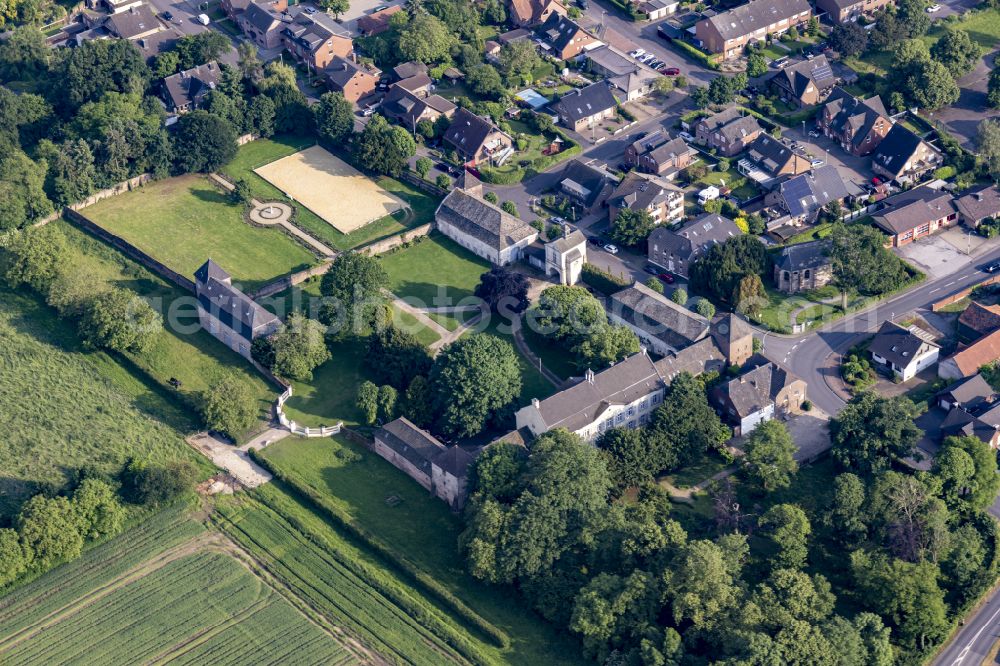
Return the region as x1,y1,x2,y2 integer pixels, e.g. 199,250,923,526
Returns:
933,588,1000,666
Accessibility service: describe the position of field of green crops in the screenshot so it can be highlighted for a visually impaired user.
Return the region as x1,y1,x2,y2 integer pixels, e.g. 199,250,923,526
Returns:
0,505,353,666
214,484,484,665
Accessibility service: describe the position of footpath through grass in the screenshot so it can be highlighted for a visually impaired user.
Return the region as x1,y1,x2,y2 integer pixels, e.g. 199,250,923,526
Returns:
257,436,586,666
221,135,441,252
82,174,318,290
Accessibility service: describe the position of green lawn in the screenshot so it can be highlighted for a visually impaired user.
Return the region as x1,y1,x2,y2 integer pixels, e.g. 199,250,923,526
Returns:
221,136,441,252
521,319,580,380
380,234,491,306
56,219,278,437
82,174,318,291
392,303,441,347
427,311,465,331
258,436,586,666
921,8,1000,51
0,288,209,516
659,449,733,489
782,222,835,246
281,336,370,429
698,168,759,200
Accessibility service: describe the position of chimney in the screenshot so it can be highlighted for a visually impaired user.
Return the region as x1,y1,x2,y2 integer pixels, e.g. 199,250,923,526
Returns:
640,346,647,356
532,398,539,408
585,368,595,384
563,224,569,239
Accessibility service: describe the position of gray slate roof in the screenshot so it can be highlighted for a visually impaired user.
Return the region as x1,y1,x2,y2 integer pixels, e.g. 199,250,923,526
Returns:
648,213,740,264
936,374,994,410
325,56,376,88
778,165,851,219
194,259,278,335
106,4,158,38
162,61,220,111
610,281,711,351
551,81,618,125
872,124,938,177
609,171,680,213
375,417,474,478
703,0,811,41
822,87,888,150
531,351,664,432
869,320,939,369
715,356,801,418
745,134,799,174
538,13,591,52
558,159,615,207
436,188,537,250
443,108,508,157
955,187,1000,224
770,55,836,100
393,61,428,80
243,3,283,33
774,239,831,272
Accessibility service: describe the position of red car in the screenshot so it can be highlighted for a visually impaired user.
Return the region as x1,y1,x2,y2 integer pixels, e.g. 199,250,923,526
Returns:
658,273,675,284
660,67,680,76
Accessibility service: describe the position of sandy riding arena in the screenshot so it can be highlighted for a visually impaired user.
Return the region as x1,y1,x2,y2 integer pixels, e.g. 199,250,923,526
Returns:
254,145,407,233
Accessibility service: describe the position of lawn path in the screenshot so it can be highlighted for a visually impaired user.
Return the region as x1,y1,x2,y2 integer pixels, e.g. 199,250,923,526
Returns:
511,314,564,388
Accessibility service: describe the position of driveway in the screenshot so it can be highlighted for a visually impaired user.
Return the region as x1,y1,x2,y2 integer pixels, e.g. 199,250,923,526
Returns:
187,432,274,488
932,49,1000,148
895,234,974,279
338,0,406,35
783,408,831,463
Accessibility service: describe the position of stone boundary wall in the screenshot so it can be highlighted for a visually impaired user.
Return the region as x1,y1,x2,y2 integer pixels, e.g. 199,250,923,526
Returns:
37,173,155,226
356,223,435,257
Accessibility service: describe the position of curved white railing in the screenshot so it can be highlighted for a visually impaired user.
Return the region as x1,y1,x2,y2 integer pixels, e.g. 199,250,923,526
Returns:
276,386,342,437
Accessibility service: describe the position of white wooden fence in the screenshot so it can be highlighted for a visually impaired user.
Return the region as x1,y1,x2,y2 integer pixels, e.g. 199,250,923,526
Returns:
276,386,342,437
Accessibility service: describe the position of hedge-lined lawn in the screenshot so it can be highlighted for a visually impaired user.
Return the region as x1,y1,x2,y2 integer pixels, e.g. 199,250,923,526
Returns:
380,234,491,306
0,288,206,516
222,136,441,252
83,175,318,290
56,220,277,436
521,321,580,381
698,168,759,200
922,8,1000,50
258,436,586,666
281,337,370,428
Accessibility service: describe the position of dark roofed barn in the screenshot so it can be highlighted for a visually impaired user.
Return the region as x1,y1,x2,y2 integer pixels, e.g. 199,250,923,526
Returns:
194,259,280,359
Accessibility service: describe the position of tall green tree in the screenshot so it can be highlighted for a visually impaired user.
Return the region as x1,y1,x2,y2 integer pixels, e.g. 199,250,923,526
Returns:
931,29,982,77
171,111,237,173
0,528,28,586
939,435,1000,512
829,223,909,298
430,334,521,438
319,252,389,336
830,393,922,476
314,92,354,144
365,323,432,390
397,13,457,64
758,504,811,569
827,472,868,545
741,420,798,492
357,114,416,177
270,313,331,381
646,372,729,471
72,478,125,539
610,208,655,247
201,371,260,439
598,427,655,491
17,495,84,569
3,223,66,290
690,235,770,305
77,288,162,353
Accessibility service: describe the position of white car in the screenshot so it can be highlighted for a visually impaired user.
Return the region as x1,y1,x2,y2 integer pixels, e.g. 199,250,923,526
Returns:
679,130,693,141
629,48,645,58
808,130,820,138
927,3,941,11
196,12,210,24
810,158,825,167
603,244,619,255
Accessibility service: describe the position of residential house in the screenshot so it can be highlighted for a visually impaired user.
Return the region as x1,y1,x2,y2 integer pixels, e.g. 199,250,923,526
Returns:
637,0,679,20
940,328,1000,380
435,182,538,265
958,301,1000,344
608,69,660,103
442,108,514,166
772,239,833,294
222,0,285,19
608,282,711,356
713,313,755,367
324,56,380,104
509,0,566,27
936,375,1000,448
937,374,995,412
871,124,944,185
98,0,143,13
395,73,433,97
647,212,741,278
381,85,456,130
499,27,533,45
869,320,941,381
283,13,353,72
608,171,684,226
624,130,696,178
550,81,618,132
766,164,853,225
194,260,280,360
515,335,732,441
739,134,811,182
556,159,616,210
711,355,808,435
871,184,957,246
356,4,402,35
817,87,891,157
162,61,220,113
768,55,837,108
392,60,428,82
695,107,763,157
695,0,812,59
815,0,893,23
237,2,286,49
537,13,600,60
955,186,1000,228
373,417,476,509
105,4,160,40
526,227,588,285
586,45,637,79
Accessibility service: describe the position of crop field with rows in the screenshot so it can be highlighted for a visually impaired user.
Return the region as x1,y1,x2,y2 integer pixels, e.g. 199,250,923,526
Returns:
0,506,353,666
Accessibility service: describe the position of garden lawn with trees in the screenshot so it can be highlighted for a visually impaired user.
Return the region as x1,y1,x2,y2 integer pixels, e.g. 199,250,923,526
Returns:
81,175,318,290
379,234,492,305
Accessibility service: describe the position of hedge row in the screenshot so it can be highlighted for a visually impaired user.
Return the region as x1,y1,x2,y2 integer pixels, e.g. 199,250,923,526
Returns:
248,450,511,650
669,40,721,70
478,166,526,184
581,263,631,296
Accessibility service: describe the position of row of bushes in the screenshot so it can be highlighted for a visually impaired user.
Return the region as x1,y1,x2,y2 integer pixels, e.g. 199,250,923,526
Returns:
669,39,722,71
605,0,645,21
248,450,511,650
581,263,631,296
478,165,526,185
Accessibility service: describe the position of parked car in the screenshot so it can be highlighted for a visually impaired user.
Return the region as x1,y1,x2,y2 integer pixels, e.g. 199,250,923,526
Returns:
984,261,1000,273
927,3,941,11
576,0,588,8
161,10,173,20
661,67,680,76
630,48,645,58
643,264,659,275
373,4,389,11
658,273,675,284
810,158,825,167
196,13,210,24
679,131,693,141
649,60,663,69
808,130,820,138
304,6,317,13
603,244,619,255
550,216,565,225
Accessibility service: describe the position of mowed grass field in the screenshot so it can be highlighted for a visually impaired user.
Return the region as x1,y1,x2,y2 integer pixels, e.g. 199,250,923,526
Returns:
221,136,442,251
257,437,585,665
82,174,318,290
0,288,207,516
0,506,356,666
379,234,491,305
